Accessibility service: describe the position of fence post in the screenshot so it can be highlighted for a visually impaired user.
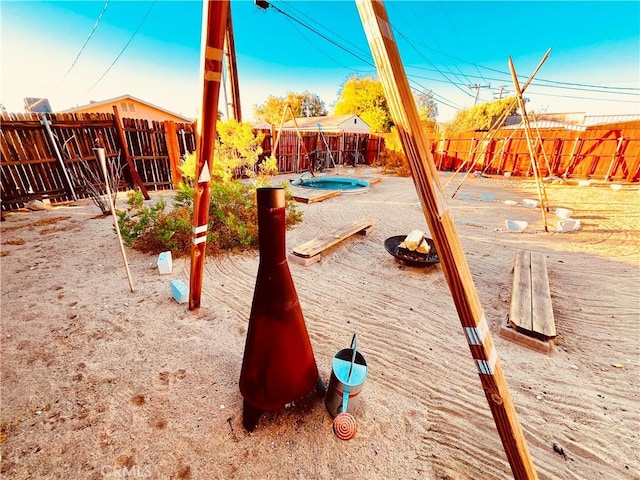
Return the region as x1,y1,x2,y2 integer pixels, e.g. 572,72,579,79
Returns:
164,121,182,187
40,114,77,201
112,106,150,200
604,136,624,181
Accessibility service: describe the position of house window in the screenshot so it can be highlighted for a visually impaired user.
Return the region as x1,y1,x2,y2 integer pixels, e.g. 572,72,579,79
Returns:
120,101,135,112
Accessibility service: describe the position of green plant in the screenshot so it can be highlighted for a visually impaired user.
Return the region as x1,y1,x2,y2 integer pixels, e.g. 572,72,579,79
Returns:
116,121,302,257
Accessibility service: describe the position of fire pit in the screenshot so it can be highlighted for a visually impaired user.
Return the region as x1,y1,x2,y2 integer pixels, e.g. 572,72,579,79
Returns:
384,235,440,267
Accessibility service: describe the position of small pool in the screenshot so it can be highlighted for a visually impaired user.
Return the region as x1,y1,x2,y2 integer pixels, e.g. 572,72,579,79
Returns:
290,176,370,193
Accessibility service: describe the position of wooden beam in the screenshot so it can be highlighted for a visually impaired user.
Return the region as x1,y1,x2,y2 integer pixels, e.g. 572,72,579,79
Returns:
508,56,549,230
164,121,182,187
355,1,538,478
224,6,242,121
112,105,150,200
189,0,229,310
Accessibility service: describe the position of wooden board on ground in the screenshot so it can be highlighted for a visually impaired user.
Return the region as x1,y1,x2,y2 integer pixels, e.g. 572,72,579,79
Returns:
289,219,376,266
289,186,342,204
509,250,557,339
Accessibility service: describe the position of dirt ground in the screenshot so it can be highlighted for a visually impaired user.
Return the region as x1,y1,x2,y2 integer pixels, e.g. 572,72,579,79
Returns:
1,169,639,480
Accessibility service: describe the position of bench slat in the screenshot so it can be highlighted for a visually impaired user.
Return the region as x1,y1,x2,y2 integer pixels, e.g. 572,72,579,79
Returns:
292,219,375,259
509,250,556,339
530,252,556,337
510,250,533,331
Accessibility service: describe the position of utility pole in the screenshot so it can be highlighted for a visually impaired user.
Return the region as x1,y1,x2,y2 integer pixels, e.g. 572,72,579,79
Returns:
495,85,508,100
468,83,491,104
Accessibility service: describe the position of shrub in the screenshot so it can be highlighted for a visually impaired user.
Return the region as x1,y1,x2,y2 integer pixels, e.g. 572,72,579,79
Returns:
380,128,411,176
116,120,302,257
117,181,302,257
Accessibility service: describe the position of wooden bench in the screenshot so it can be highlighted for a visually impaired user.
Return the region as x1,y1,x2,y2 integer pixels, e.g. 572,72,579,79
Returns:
508,250,557,340
288,219,376,266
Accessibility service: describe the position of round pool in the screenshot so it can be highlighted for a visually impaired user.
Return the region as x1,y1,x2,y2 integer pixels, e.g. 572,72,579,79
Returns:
290,176,370,193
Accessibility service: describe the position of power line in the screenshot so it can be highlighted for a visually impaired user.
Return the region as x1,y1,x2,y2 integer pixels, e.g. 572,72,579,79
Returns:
60,0,110,83
267,1,463,112
266,2,375,68
87,1,156,93
388,2,476,95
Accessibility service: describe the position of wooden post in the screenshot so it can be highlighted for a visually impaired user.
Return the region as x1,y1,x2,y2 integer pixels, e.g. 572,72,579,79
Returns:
563,136,582,178
164,121,182,187
94,147,134,292
224,6,242,121
508,56,549,231
112,106,150,200
189,0,228,310
604,136,624,181
271,103,290,159
356,2,538,478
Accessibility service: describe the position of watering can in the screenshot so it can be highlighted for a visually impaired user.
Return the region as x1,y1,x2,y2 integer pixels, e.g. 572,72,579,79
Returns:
326,334,368,440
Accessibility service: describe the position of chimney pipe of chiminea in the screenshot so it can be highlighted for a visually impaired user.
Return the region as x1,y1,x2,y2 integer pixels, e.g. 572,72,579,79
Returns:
239,187,321,431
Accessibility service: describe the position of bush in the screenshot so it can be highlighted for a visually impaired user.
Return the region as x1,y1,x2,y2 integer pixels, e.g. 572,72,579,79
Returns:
116,120,302,257
117,181,302,257
379,128,411,176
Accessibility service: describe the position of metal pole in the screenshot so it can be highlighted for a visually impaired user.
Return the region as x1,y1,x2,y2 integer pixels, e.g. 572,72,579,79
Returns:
41,115,77,200
94,147,134,292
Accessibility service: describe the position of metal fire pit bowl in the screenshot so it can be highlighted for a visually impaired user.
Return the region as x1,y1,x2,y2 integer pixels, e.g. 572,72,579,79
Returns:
384,235,440,267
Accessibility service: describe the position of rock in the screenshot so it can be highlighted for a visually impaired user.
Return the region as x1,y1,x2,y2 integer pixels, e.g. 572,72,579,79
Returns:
26,200,52,211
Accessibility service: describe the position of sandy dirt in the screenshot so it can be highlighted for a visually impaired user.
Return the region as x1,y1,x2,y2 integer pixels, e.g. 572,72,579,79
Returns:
1,170,639,480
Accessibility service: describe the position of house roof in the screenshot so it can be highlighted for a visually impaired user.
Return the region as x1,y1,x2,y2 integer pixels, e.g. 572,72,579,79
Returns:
59,94,193,122
282,114,370,133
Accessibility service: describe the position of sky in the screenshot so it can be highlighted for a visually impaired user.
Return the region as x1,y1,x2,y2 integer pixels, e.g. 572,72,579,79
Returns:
1,0,639,123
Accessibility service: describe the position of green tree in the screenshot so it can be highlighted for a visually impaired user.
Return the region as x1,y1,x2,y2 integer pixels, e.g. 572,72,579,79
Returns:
213,119,264,182
446,97,518,133
334,74,393,133
254,91,327,125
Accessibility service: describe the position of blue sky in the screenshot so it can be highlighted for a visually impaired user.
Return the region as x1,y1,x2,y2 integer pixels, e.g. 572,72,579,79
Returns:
2,1,639,122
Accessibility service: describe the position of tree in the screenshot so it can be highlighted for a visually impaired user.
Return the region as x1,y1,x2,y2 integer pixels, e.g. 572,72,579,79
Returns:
254,91,327,125
416,89,438,131
212,119,264,183
334,74,393,133
446,97,518,134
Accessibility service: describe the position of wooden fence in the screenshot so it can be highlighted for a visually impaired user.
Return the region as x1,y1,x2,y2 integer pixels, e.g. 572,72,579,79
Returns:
257,129,383,172
433,124,640,182
2,112,638,211
1,112,196,211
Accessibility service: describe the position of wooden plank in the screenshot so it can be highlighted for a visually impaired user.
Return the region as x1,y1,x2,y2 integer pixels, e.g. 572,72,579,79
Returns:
292,219,375,259
112,106,149,199
530,252,556,338
290,187,342,204
510,250,532,332
509,251,556,339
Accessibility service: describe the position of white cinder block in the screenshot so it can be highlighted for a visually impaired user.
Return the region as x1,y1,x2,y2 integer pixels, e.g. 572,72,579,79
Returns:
157,251,172,274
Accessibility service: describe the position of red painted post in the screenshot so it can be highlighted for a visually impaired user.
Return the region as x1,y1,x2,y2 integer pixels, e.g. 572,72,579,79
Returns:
189,0,229,310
